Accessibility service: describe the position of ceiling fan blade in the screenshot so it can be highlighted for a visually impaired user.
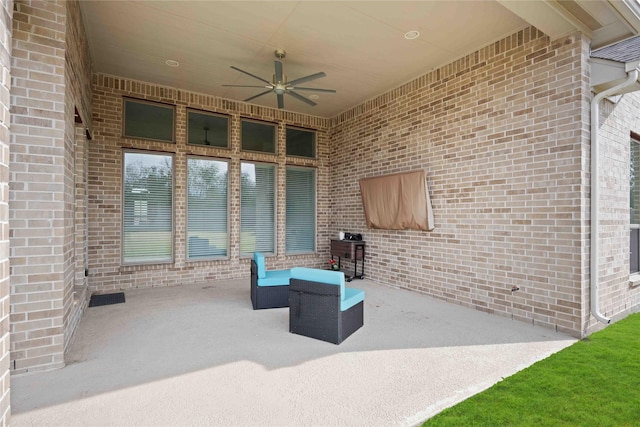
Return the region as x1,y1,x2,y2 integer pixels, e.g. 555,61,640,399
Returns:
274,60,283,83
287,72,326,86
230,66,271,85
222,84,271,88
289,86,336,93
277,93,284,109
244,89,273,102
287,90,317,107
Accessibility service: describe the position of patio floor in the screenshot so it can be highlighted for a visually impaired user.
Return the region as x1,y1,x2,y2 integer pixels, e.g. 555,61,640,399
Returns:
11,278,575,426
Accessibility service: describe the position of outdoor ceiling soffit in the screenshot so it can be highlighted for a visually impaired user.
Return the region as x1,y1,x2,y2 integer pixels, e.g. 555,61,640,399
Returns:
498,0,640,49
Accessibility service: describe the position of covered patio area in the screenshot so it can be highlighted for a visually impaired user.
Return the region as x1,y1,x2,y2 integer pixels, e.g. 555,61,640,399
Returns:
12,279,575,426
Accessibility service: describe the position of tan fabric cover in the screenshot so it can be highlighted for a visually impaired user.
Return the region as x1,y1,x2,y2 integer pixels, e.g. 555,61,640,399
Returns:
359,170,435,231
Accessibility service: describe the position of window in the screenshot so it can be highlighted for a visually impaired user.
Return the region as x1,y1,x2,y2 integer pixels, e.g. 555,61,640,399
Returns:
631,137,640,273
240,162,276,256
286,127,316,158
241,119,276,153
123,151,173,264
286,166,316,254
123,98,175,142
187,157,228,259
187,110,229,148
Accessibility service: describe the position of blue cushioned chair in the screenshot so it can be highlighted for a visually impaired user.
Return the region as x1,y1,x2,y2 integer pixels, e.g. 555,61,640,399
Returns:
288,267,364,344
250,252,291,309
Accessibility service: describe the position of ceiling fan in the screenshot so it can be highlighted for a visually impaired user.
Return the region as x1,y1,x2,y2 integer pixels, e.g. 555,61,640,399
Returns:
222,49,336,109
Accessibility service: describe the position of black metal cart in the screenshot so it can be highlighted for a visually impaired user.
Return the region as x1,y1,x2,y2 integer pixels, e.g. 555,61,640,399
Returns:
330,239,365,282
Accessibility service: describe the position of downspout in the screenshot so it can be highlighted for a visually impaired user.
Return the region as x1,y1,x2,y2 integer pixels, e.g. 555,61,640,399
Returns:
590,67,639,324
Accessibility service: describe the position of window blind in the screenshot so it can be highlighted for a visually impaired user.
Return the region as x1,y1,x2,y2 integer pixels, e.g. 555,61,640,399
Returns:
123,151,173,263
187,158,228,259
286,167,316,254
241,162,276,256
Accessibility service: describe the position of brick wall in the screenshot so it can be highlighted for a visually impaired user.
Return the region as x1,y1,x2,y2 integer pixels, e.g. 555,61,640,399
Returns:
89,75,331,292
0,0,10,421
330,28,591,337
596,89,640,332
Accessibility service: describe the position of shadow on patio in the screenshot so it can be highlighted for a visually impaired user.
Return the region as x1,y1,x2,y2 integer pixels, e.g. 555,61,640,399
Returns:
12,278,575,426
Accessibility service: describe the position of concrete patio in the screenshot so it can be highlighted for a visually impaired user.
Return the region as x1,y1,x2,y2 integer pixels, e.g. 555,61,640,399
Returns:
11,278,575,426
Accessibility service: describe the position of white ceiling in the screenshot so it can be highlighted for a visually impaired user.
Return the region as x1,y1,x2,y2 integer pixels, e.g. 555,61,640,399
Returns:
79,1,640,118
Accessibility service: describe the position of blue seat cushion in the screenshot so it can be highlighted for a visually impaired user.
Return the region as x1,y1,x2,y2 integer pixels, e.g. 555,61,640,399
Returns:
341,287,365,311
257,269,291,286
254,252,266,279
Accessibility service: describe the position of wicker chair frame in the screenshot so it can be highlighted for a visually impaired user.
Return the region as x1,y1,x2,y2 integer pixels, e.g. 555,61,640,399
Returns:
250,259,290,310
289,277,364,344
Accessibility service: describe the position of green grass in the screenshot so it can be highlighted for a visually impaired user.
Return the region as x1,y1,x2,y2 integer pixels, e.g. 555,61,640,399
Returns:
423,313,640,427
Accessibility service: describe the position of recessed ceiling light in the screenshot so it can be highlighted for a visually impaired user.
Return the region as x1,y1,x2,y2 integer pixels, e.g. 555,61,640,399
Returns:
309,94,319,100
165,59,179,67
404,30,420,40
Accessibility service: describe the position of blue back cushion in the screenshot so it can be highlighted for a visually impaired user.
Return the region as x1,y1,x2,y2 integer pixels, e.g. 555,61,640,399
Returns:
290,267,345,297
260,270,291,286
253,252,266,279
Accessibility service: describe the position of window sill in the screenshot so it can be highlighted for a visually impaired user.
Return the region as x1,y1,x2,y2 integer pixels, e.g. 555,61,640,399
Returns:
629,274,640,288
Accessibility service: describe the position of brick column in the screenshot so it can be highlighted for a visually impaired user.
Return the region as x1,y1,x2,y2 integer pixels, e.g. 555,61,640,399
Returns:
0,0,12,420
10,0,67,373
